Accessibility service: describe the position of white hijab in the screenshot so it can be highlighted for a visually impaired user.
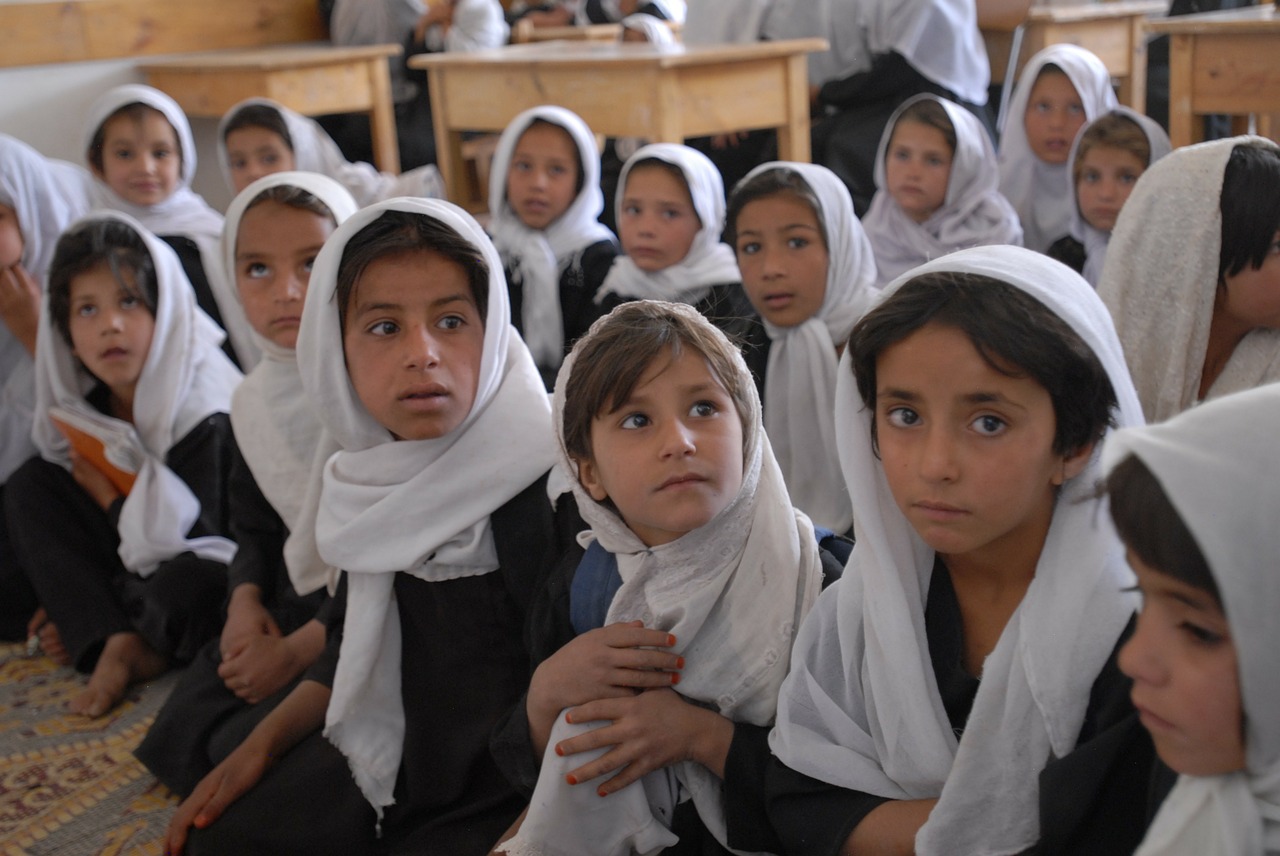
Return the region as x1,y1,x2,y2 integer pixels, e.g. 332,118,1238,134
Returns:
583,0,685,24
502,300,823,856
770,245,1145,856
998,45,1118,254
864,94,1022,289
84,84,260,370
32,211,242,577
0,134,94,482
621,12,677,46
295,197,558,816
427,0,510,52
761,0,989,105
222,172,357,587
598,143,741,306
1098,136,1280,424
738,161,875,533
1102,383,1280,856
487,106,616,373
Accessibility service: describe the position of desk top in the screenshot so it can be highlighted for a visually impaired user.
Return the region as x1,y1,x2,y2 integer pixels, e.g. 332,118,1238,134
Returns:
1145,4,1278,34
139,43,402,72
1027,0,1168,24
408,37,828,70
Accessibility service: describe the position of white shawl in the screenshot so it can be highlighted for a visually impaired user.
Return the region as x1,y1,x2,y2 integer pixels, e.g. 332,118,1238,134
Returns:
582,0,685,24
1098,136,1280,423
502,300,823,856
1103,382,1280,856
863,94,1022,289
84,84,260,370
598,143,740,306
621,13,677,46
32,211,241,577
426,0,510,52
487,106,616,373
770,245,1144,856
997,45,1117,254
296,197,558,816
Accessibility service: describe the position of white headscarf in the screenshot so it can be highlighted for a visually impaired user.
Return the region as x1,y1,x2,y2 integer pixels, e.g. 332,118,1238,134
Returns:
998,45,1117,253
487,106,616,373
1102,382,1280,856
583,0,685,24
770,245,1145,856
737,161,875,533
216,98,442,207
1098,136,1280,424
222,172,357,592
682,0,770,45
864,94,1023,288
430,0,510,51
84,84,260,370
502,300,823,856
296,197,558,816
761,0,990,105
598,143,740,306
621,12,677,45
1065,108,1171,288
0,134,94,482
32,211,242,577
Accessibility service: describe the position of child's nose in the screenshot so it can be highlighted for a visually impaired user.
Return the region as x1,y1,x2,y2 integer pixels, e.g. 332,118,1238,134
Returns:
918,426,959,483
404,325,441,369
1118,610,1166,687
281,272,305,301
658,418,696,457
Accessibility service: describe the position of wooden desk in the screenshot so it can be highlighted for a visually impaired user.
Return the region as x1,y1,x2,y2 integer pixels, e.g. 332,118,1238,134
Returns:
141,44,402,174
510,22,623,44
984,1,1167,113
1146,5,1280,148
409,38,826,208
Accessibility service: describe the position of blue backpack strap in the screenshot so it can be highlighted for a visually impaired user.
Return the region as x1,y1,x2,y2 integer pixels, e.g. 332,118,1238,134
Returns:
569,540,623,635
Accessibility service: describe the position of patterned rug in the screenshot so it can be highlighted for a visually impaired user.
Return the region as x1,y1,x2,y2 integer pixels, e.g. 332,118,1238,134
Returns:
0,642,178,856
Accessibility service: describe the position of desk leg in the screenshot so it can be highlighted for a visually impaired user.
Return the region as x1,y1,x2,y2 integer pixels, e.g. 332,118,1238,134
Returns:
367,58,401,174
1127,16,1147,116
777,53,812,162
1167,34,1197,149
426,70,472,207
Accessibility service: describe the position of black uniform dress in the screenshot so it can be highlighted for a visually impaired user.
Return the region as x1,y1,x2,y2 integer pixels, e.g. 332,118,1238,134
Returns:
491,532,851,856
765,558,1168,856
134,434,330,796
158,235,243,369
185,473,586,856
3,385,233,672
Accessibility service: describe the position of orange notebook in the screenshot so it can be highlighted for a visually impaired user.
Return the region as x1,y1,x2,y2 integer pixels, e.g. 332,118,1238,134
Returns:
48,406,142,496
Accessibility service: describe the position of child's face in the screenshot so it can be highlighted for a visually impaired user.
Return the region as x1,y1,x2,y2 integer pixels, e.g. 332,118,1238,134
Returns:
225,127,296,194
884,119,953,224
873,321,1090,565
1217,231,1280,333
0,204,23,269
342,248,484,442
235,200,334,350
1076,146,1145,232
618,165,702,273
1024,72,1086,165
94,111,182,207
734,192,829,328
577,346,744,547
67,262,156,397
1119,551,1245,776
506,123,579,230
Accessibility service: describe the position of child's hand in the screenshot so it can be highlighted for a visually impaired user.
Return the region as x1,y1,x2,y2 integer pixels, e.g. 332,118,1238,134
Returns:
26,607,70,665
68,449,121,510
527,620,682,756
220,585,279,659
165,739,272,855
0,263,41,356
217,633,302,704
556,687,734,796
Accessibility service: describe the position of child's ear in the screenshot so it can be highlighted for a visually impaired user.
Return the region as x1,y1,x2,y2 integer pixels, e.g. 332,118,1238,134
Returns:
1053,441,1096,486
576,456,610,503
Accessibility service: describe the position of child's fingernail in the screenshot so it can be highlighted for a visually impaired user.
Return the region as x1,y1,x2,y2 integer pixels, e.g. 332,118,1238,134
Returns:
666,634,676,647
565,713,573,725
675,657,685,669
671,672,680,685
565,774,578,785
598,788,608,798
554,744,564,757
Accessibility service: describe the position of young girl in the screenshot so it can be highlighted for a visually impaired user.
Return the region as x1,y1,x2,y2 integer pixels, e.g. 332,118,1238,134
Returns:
767,246,1152,855
598,144,754,343
217,97,444,205
1105,383,1280,856
998,44,1118,253
725,161,876,535
84,84,258,369
487,105,619,386
862,94,1022,288
166,197,583,856
1049,108,1171,287
3,211,242,719
495,300,836,856
135,172,357,797
1099,136,1280,422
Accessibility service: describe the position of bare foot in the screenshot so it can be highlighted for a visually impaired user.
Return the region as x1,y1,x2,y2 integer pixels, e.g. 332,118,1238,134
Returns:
69,632,168,718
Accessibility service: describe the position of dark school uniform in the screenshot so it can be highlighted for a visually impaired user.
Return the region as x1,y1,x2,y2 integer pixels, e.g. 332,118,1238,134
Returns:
135,433,330,796
765,558,1155,856
1047,235,1088,276
159,235,244,369
3,384,233,673
491,530,850,856
185,473,586,856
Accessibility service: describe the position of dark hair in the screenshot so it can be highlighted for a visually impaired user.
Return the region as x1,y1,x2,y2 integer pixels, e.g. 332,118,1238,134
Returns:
849,272,1117,457
725,166,827,250
562,301,752,464
244,185,335,222
48,219,158,347
1032,62,1069,88
517,118,586,194
87,102,181,174
893,97,957,157
623,157,699,224
222,103,294,152
1106,453,1221,606
1072,112,1152,190
336,210,489,333
1218,143,1280,281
